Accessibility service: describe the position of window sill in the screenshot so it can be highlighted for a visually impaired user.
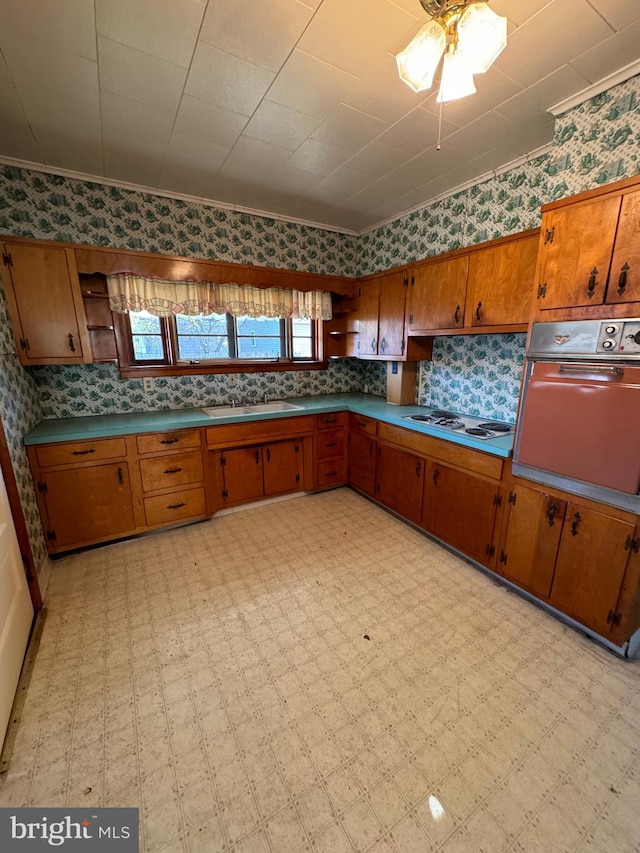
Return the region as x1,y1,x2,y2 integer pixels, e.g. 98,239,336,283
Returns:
119,360,329,378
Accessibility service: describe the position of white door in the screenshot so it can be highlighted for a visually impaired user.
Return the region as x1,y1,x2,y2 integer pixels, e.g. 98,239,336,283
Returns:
0,466,33,748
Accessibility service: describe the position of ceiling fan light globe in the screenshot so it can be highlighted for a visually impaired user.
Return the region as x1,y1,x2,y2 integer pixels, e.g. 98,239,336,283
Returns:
396,18,446,92
457,2,507,74
437,48,477,102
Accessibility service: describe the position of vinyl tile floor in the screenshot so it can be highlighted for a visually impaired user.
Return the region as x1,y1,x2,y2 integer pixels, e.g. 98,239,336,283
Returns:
1,488,639,852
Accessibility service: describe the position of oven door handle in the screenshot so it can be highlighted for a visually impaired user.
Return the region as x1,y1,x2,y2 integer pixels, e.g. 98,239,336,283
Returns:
557,365,624,377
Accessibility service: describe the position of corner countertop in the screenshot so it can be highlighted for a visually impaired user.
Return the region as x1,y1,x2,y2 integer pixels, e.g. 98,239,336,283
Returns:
23,393,514,458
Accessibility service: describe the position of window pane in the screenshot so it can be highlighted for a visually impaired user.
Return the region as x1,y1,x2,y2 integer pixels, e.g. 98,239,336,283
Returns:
176,313,230,360
292,338,312,358
291,318,312,336
130,310,161,334
236,316,281,336
132,334,164,360
235,315,282,359
237,337,282,359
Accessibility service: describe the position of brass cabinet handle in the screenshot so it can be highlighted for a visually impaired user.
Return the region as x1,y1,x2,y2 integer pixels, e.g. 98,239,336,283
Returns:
587,267,598,298
72,448,95,455
547,502,558,526
475,302,482,322
618,262,630,296
454,304,460,324
160,437,179,445
167,502,186,510
570,511,581,536
163,467,183,474
68,333,76,353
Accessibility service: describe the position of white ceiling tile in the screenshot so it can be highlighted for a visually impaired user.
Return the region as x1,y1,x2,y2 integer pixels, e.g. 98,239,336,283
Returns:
441,111,523,157
311,105,388,153
343,140,412,175
312,167,379,203
585,0,640,31
95,0,206,68
0,129,42,163
378,107,460,156
223,136,292,172
495,65,591,124
173,95,249,148
37,129,104,175
267,49,360,119
297,0,418,78
286,139,353,176
0,50,32,139
0,0,96,61
492,0,615,88
488,0,555,28
569,19,640,84
341,63,432,123
98,37,187,113
158,133,230,196
243,100,322,151
101,91,173,183
185,41,275,116
199,0,314,72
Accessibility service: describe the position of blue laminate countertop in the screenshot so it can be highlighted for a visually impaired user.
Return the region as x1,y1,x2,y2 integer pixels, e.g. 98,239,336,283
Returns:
24,393,514,458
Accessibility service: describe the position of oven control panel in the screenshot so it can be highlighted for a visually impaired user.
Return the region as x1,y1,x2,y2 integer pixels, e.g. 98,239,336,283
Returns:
597,321,640,354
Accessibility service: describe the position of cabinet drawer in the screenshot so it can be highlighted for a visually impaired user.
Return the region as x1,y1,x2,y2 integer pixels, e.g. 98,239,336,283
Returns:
136,429,201,454
139,451,204,493
317,459,346,487
144,487,206,526
36,437,127,468
317,428,346,460
316,411,346,430
348,413,378,436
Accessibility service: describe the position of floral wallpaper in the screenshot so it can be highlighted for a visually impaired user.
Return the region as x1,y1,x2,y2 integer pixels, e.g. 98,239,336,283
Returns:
31,360,365,419
1,73,640,569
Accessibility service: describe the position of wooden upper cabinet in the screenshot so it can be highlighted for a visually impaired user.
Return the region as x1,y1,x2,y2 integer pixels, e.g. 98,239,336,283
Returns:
377,270,408,357
536,195,621,310
2,242,90,364
466,234,538,327
606,190,640,305
355,278,381,357
549,503,635,636
408,256,469,332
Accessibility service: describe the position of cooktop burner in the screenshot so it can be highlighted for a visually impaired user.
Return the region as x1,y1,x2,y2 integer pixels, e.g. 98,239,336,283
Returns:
403,410,514,440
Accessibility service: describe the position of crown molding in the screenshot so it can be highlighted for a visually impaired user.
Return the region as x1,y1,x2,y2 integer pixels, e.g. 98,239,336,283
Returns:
0,155,359,237
548,60,640,117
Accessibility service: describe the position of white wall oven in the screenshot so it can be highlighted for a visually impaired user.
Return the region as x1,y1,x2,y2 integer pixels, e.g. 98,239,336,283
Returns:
513,318,640,512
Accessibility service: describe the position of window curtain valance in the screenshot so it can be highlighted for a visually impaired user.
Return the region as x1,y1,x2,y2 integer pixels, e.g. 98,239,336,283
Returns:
106,274,332,320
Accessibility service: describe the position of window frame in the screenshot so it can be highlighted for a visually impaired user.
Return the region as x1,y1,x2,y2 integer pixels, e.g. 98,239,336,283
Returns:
113,311,326,377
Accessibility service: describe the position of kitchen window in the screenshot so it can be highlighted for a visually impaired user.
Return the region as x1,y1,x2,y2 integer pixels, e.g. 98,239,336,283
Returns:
115,310,323,376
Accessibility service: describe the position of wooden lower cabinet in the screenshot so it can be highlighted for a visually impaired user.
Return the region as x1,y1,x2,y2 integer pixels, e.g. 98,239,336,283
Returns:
375,442,424,524
38,462,135,550
218,439,303,507
315,413,346,489
549,503,637,637
422,462,500,566
495,484,566,598
347,430,376,496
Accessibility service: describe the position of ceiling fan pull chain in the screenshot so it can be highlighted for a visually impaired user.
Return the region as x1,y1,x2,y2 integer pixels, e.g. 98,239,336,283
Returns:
437,99,443,151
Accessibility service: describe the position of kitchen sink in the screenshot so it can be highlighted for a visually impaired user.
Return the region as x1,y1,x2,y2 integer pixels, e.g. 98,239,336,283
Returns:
248,401,303,413
201,401,303,418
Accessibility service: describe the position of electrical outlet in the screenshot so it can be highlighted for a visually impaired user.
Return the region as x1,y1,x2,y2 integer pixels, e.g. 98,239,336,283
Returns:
364,383,369,394
143,377,155,392
228,375,237,387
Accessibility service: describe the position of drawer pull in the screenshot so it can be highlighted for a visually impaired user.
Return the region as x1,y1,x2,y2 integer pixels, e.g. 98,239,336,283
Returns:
166,502,186,510
326,470,338,477
163,467,183,475
72,448,96,455
357,420,367,427
160,438,180,445
324,417,337,424
325,442,338,448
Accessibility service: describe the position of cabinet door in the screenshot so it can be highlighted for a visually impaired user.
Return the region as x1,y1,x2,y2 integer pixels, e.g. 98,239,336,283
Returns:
222,446,264,505
42,463,135,549
2,242,86,364
550,504,634,636
355,279,381,357
497,485,566,598
377,271,407,357
536,196,621,310
606,191,640,305
408,256,468,332
422,463,499,566
263,440,302,496
348,431,376,496
466,235,538,327
375,443,424,524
